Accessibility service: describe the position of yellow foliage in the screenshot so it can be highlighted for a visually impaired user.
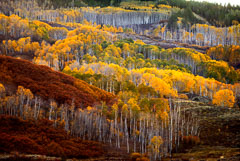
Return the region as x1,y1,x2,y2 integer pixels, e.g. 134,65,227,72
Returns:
157,111,168,122
87,106,93,111
122,104,128,114
118,27,123,32
79,66,86,73
111,103,118,112
17,86,33,100
0,83,5,97
150,136,163,153
212,89,235,108
85,68,94,75
63,66,71,72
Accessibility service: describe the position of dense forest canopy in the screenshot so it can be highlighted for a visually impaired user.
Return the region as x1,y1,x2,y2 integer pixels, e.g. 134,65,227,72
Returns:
0,0,240,160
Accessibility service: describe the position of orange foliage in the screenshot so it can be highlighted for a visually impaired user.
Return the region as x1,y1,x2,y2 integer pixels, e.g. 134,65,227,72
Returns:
178,94,189,100
207,45,240,68
212,89,235,107
182,135,200,146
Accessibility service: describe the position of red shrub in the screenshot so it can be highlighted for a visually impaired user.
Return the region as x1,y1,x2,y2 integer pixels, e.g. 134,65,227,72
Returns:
0,115,104,158
182,135,200,146
0,56,115,108
46,141,65,157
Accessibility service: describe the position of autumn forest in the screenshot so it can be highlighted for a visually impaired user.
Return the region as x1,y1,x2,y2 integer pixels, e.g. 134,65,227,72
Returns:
0,0,240,160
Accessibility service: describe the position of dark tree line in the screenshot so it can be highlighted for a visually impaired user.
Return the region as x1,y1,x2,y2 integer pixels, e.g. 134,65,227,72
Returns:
167,5,204,29
157,0,240,26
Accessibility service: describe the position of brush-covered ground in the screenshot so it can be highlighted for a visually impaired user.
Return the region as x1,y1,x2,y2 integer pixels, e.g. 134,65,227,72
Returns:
0,115,131,161
0,100,239,161
164,100,240,161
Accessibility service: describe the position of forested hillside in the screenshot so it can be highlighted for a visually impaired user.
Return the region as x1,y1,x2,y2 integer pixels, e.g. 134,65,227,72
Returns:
0,56,115,107
0,0,240,160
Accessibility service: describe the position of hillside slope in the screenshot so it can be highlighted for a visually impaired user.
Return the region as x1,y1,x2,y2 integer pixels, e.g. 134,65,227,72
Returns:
0,56,115,108
0,115,104,159
164,100,240,161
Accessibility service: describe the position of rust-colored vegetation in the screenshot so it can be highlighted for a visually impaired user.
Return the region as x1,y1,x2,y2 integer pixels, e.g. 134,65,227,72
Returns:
0,56,115,108
0,115,104,158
